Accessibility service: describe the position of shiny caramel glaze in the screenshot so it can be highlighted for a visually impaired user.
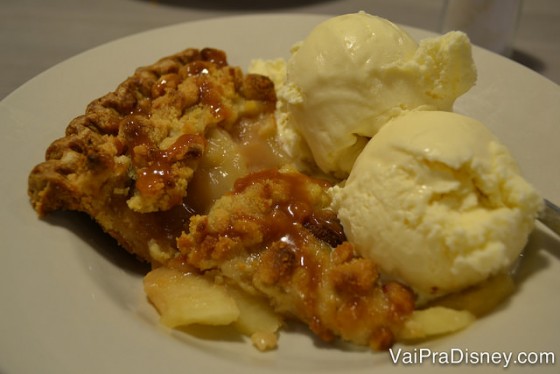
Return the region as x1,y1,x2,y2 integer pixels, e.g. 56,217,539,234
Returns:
176,168,415,350
28,48,277,264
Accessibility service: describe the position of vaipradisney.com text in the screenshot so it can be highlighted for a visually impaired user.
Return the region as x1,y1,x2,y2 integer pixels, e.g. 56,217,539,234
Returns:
389,347,556,368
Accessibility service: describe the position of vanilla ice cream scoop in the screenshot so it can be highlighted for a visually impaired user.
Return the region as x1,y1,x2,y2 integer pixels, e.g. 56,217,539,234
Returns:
330,111,543,300
286,12,477,177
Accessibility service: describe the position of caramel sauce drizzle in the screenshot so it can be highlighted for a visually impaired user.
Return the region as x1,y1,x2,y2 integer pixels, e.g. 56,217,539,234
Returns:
233,169,345,253
122,117,205,199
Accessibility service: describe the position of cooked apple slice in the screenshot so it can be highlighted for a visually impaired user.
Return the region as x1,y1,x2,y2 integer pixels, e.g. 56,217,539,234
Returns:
144,267,239,328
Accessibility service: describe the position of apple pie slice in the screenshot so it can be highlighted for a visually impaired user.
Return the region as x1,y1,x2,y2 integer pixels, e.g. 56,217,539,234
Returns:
28,47,278,264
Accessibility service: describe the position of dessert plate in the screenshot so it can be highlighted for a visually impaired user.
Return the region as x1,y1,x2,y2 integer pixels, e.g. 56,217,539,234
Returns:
1,14,558,374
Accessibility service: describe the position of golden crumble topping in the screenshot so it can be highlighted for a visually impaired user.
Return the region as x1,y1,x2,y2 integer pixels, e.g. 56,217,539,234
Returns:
175,168,415,350
28,48,277,264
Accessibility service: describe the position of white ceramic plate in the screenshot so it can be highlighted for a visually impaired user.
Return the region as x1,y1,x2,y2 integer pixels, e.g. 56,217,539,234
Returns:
1,14,559,374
